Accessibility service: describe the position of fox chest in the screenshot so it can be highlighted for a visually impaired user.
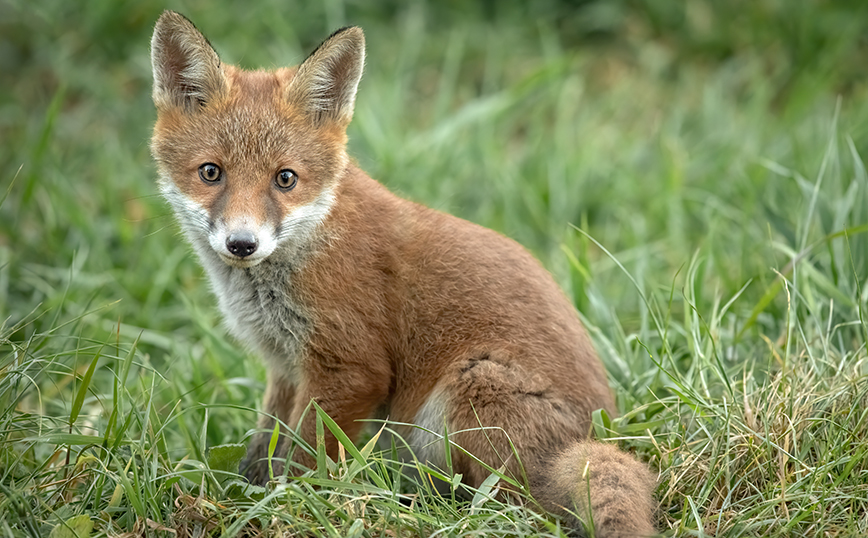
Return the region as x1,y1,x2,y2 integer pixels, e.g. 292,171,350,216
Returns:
207,261,312,376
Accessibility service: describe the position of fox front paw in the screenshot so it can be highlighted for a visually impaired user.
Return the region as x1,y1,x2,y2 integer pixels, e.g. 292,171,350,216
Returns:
240,434,286,485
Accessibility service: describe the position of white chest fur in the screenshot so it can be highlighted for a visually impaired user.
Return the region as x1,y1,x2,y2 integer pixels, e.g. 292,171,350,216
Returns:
201,247,311,379
159,181,329,380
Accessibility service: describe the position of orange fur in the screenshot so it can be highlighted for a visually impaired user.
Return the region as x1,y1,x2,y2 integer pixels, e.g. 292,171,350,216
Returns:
150,11,656,537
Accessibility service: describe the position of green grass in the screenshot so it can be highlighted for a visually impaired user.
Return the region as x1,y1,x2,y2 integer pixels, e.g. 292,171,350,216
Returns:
3,0,868,536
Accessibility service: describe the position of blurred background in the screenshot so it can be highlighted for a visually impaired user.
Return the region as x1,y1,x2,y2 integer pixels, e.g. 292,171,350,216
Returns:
3,0,868,316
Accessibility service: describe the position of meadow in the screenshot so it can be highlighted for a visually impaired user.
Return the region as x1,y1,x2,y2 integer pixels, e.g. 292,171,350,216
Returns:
2,0,868,536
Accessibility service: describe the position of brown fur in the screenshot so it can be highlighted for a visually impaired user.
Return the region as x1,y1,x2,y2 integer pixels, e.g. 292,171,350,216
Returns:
150,11,656,537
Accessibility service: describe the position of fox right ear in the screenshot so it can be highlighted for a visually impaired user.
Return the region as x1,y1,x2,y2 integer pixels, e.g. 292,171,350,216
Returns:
286,26,365,128
150,11,227,110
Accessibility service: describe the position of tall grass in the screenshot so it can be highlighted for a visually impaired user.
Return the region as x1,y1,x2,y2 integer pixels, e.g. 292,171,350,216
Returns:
2,0,868,536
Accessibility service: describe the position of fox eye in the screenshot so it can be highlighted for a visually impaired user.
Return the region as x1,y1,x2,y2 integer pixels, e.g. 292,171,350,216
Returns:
198,163,222,183
275,169,298,191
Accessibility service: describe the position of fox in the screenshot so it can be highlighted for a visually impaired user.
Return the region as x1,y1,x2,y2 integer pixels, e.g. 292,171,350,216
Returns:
150,11,655,537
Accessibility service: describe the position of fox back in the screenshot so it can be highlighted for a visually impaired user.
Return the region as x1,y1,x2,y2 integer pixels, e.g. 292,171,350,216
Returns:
150,11,655,537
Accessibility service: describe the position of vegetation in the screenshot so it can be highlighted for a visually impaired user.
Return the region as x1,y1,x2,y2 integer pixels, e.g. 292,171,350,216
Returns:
2,0,868,535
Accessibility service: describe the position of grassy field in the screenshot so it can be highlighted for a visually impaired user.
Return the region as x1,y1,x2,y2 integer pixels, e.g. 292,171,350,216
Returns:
3,0,868,536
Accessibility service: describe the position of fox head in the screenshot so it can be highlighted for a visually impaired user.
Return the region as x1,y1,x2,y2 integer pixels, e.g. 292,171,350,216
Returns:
150,11,364,267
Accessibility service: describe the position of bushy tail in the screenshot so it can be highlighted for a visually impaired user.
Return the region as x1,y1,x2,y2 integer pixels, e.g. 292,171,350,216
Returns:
536,441,656,538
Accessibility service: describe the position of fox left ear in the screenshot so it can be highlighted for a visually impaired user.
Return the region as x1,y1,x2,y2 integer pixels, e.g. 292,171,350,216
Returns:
287,27,365,127
151,11,227,111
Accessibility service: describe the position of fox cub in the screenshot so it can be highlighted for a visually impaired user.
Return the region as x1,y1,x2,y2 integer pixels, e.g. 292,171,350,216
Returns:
150,11,654,537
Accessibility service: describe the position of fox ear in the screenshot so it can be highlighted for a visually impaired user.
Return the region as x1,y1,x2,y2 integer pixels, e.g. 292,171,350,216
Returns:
150,11,227,110
287,27,365,127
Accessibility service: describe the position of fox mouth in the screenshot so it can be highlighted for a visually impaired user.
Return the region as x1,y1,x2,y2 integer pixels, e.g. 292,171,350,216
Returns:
217,251,266,268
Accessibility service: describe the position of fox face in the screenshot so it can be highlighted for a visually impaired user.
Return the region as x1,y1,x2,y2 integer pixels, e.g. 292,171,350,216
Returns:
150,13,364,268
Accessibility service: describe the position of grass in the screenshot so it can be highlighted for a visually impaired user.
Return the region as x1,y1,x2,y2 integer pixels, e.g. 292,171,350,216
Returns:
3,0,868,536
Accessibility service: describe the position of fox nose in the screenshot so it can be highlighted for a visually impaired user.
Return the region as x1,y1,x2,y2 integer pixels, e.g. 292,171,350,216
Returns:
226,232,258,258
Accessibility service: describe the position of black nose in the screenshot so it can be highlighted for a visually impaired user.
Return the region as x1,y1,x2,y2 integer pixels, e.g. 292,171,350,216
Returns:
226,232,258,258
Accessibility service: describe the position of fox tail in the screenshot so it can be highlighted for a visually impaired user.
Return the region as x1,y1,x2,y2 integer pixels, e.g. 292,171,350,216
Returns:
536,441,656,538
